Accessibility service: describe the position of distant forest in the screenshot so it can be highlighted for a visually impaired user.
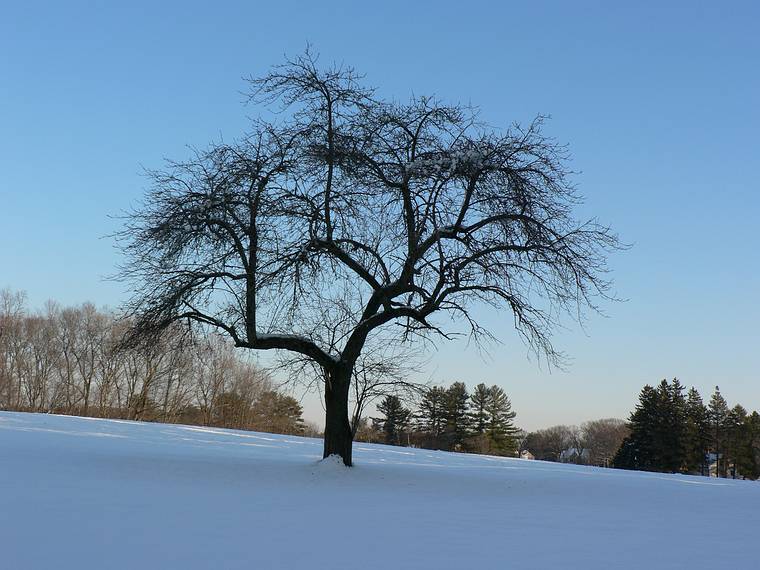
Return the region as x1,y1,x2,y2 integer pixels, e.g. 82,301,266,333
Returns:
0,290,312,436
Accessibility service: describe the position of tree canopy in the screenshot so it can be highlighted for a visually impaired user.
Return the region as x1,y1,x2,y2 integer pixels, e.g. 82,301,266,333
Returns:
119,50,620,465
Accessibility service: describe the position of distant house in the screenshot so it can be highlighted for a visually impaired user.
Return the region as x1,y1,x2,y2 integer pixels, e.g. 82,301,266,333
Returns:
707,452,721,477
520,450,535,460
707,452,740,479
559,447,590,464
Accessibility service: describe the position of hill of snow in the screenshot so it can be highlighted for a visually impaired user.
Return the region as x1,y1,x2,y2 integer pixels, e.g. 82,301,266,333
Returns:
1,411,756,569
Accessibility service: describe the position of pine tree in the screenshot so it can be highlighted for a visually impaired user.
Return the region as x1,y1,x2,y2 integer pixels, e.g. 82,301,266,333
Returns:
615,381,758,479
725,404,750,479
443,382,470,451
613,385,659,471
683,387,709,474
250,391,307,435
744,411,760,480
708,386,730,477
276,394,307,435
484,385,519,456
469,383,491,435
376,395,411,446
416,386,447,448
659,378,687,472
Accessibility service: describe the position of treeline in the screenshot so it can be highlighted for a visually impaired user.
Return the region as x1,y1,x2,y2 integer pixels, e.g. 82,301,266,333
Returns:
613,379,760,479
522,419,630,467
358,382,520,456
0,290,310,436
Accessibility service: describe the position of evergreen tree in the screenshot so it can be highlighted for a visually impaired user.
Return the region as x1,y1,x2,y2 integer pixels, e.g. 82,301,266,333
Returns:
658,378,686,472
614,381,760,480
725,404,750,479
708,386,730,477
443,382,470,451
416,386,447,448
615,379,692,473
469,383,491,435
252,391,306,435
683,387,709,474
376,395,411,446
484,385,519,456
743,411,760,480
613,385,659,471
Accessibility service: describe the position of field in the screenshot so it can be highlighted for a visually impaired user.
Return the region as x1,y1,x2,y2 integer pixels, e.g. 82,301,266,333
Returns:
1,411,756,569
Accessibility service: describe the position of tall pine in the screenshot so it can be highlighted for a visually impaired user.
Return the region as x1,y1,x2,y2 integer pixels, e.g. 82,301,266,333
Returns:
416,386,447,449
708,386,729,477
725,405,751,479
658,378,686,472
469,383,491,435
683,387,709,474
443,382,470,451
613,384,659,471
485,385,519,456
742,411,760,480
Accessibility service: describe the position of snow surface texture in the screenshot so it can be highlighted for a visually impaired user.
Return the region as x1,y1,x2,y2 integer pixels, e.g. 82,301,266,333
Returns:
1,412,756,569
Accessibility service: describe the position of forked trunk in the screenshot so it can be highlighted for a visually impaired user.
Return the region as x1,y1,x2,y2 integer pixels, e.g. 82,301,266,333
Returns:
323,366,353,466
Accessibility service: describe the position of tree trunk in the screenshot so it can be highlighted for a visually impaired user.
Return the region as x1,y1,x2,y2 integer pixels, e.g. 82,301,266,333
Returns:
323,366,353,466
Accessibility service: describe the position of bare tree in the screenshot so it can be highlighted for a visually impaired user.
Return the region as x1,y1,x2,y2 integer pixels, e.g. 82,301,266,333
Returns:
17,311,59,411
1,292,307,433
0,289,27,408
523,425,575,462
122,327,188,421
348,342,424,438
117,51,620,465
73,304,103,416
582,418,629,467
194,334,237,425
95,317,128,416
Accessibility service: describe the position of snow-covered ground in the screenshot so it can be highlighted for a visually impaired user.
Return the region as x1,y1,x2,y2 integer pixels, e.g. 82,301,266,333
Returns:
1,412,756,569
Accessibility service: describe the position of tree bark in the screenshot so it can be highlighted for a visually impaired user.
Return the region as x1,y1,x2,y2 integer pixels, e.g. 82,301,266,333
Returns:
323,366,353,466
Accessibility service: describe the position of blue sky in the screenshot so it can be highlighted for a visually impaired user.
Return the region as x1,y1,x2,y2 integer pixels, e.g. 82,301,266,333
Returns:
1,1,758,429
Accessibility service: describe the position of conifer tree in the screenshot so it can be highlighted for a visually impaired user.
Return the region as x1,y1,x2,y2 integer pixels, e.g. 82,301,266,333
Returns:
484,385,519,456
725,404,750,479
469,383,491,435
708,386,730,477
615,381,760,480
244,391,307,434
416,386,447,448
443,382,470,451
615,379,690,472
683,387,709,474
743,411,760,480
613,385,659,471
376,395,411,446
658,378,686,472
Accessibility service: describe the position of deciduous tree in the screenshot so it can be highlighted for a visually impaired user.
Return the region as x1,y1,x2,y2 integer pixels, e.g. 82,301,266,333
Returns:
117,51,619,465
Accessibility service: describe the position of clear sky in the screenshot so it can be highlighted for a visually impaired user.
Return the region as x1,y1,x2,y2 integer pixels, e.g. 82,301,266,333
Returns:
1,1,758,430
